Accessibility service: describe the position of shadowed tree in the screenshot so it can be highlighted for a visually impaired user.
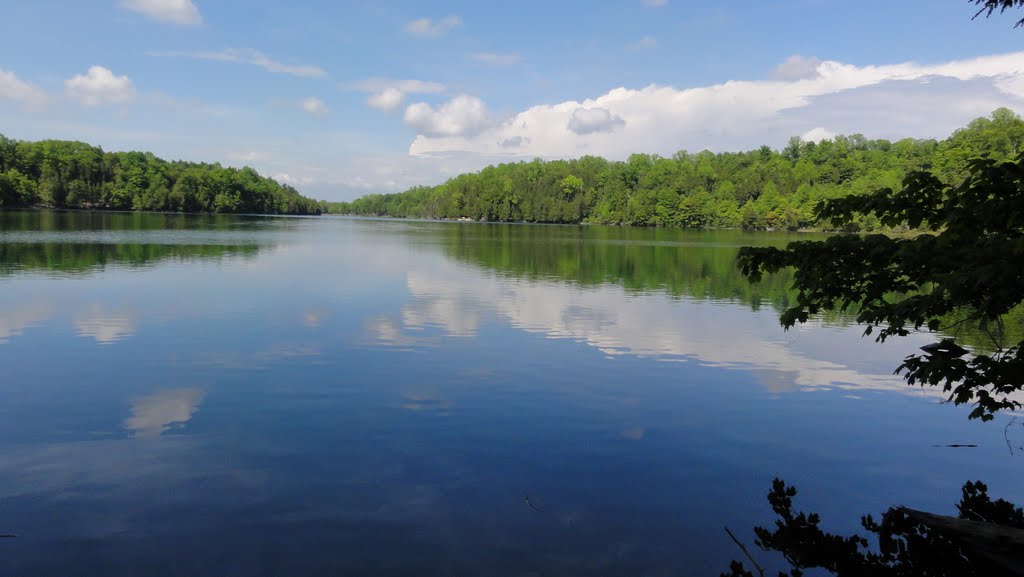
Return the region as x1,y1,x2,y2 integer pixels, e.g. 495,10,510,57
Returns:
723,479,1024,577
738,154,1024,420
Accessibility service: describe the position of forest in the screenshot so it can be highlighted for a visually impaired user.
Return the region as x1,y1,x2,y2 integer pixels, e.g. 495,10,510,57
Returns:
0,135,322,215
326,109,1024,231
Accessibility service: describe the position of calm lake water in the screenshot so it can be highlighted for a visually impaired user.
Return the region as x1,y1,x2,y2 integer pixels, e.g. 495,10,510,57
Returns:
0,210,1020,576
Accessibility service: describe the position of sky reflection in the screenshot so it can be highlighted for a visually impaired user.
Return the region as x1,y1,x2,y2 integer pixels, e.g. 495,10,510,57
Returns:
74,304,137,345
124,388,206,438
368,267,937,396
0,214,1019,576
0,300,55,344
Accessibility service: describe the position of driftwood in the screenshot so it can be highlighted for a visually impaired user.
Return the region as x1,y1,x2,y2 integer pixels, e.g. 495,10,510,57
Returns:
901,507,1024,576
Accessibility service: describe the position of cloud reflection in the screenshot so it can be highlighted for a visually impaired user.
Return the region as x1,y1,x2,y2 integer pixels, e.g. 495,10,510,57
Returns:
377,269,935,395
302,308,328,328
0,301,55,344
74,304,136,344
124,388,206,438
400,392,454,414
363,317,439,350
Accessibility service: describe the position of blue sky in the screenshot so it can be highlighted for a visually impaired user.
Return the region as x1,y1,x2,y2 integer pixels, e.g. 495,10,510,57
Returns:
2,0,1024,200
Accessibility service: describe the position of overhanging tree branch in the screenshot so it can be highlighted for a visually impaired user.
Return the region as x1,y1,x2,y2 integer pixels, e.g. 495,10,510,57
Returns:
738,154,1024,420
971,0,1024,27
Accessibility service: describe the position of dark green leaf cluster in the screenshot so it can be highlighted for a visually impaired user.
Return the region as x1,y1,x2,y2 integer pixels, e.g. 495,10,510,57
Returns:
724,479,1024,577
972,0,1024,26
738,150,1024,419
0,135,321,215
327,110,1024,232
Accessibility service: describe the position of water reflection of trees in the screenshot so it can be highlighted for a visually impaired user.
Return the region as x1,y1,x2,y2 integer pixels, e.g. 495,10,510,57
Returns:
0,209,287,232
0,210,270,275
724,479,1024,577
439,223,806,308
437,223,1024,355
0,241,260,276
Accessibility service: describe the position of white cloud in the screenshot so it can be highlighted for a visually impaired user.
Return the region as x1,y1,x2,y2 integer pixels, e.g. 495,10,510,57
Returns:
347,78,447,112
273,172,315,186
404,95,491,137
801,127,835,142
121,0,201,25
567,107,626,134
148,49,326,78
300,96,328,117
409,52,1024,161
0,68,47,110
225,150,269,163
471,52,522,66
773,55,822,81
367,87,406,111
350,78,446,94
406,15,462,37
65,66,136,107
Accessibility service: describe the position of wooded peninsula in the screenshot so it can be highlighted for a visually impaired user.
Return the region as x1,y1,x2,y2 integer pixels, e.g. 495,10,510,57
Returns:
0,136,322,215
326,109,1024,231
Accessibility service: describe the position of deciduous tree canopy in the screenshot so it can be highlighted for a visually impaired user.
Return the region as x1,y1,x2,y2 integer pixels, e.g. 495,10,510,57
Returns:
0,135,321,215
327,110,1024,232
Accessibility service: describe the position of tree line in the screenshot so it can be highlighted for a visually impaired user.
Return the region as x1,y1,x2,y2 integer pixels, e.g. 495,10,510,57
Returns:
0,135,322,215
326,109,1024,231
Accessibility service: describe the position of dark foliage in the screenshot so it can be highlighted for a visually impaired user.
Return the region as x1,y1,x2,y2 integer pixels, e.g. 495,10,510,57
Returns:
972,0,1024,26
738,152,1024,420
724,479,1024,577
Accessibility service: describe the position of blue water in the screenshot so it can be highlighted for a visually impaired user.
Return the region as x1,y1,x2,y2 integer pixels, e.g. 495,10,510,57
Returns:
0,211,1019,576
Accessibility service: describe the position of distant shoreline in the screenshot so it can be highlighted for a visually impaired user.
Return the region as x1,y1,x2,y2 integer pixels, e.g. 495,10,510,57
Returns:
0,206,322,218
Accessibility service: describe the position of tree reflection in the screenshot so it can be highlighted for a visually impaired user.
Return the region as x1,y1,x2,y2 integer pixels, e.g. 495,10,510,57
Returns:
724,479,1024,577
0,241,260,276
439,224,1024,354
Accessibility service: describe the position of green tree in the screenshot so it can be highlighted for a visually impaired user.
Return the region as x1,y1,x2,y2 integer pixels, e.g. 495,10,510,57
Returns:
334,110,1023,234
0,134,321,215
738,153,1024,420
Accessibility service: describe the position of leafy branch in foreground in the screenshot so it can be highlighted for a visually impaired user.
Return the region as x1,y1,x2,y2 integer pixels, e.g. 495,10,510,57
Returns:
738,155,1024,420
972,0,1024,27
723,479,1024,577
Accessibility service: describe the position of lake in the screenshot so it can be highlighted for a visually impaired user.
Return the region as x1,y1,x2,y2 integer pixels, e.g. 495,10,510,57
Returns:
0,210,1020,576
